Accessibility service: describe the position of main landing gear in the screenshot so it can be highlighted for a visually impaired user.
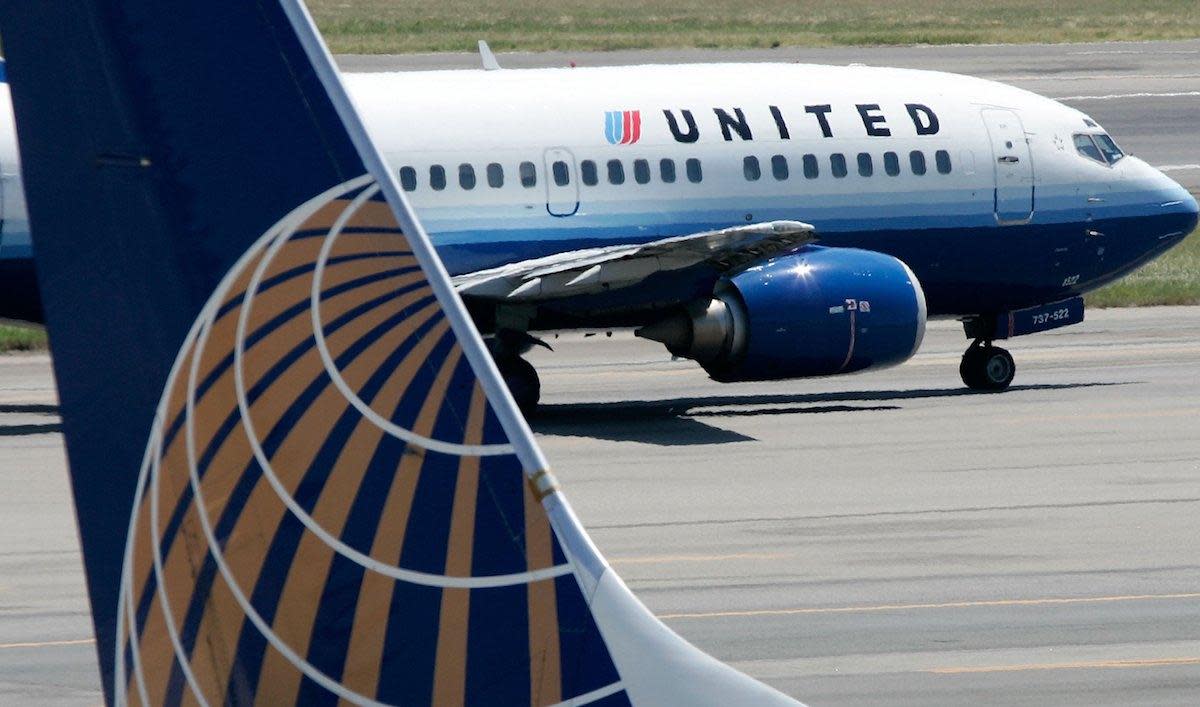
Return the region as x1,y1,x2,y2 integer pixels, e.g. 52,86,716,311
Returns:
960,339,1015,391
487,330,548,416
495,354,540,416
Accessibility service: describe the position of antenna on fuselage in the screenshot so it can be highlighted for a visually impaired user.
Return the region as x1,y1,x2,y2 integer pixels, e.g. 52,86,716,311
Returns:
478,39,502,70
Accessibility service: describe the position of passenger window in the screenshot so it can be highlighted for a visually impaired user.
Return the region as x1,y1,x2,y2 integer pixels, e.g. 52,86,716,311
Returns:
399,166,417,192
581,160,598,186
519,161,537,188
743,156,761,181
459,163,476,190
771,155,789,180
802,154,818,179
935,149,952,174
660,158,676,183
486,163,504,188
830,153,848,178
634,158,651,184
607,159,625,185
429,164,446,191
1094,134,1124,163
552,161,570,186
686,158,703,183
857,153,873,177
884,151,900,176
909,150,927,176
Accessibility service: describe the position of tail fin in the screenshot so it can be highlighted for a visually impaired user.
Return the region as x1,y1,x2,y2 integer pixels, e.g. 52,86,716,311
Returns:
0,2,799,705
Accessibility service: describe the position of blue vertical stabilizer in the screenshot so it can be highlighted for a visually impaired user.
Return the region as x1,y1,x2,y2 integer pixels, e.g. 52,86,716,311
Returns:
0,1,800,704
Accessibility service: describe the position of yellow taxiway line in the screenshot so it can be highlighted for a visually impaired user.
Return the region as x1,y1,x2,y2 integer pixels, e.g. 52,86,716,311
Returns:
611,552,789,565
928,656,1200,674
659,592,1200,620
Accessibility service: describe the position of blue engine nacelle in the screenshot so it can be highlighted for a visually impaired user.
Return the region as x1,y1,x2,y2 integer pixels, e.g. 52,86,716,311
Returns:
636,246,927,382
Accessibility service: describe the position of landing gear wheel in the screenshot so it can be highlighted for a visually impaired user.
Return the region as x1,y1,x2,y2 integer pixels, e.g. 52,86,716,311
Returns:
960,342,1016,391
495,354,541,417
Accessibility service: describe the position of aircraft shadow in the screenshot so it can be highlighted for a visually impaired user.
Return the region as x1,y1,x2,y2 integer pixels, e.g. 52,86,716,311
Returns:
0,403,60,415
0,403,63,436
531,381,1131,446
0,422,62,436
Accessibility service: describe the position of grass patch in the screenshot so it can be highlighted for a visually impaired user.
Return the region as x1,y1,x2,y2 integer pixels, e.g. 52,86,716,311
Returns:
1086,229,1200,308
0,323,47,353
308,0,1200,54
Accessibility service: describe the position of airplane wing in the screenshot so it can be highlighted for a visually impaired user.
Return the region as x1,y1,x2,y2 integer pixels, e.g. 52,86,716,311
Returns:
455,219,815,301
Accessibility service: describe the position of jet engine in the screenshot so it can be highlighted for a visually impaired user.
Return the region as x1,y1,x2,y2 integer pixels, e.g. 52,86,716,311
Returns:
637,246,927,382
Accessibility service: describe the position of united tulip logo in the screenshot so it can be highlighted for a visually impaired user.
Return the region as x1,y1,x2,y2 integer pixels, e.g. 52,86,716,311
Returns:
604,110,642,145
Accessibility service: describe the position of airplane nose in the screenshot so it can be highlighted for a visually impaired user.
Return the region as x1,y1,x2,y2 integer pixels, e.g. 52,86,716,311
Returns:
1152,165,1199,241
1183,190,1200,234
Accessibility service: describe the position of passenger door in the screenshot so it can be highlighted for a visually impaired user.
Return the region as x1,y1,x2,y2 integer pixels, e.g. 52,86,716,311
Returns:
543,147,579,217
981,109,1034,223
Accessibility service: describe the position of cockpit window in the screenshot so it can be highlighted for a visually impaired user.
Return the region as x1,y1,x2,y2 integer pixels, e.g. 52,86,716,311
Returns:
1074,133,1125,165
1073,134,1105,164
1093,134,1124,163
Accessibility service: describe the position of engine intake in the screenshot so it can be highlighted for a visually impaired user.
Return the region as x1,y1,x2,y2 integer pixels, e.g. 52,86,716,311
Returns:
637,246,927,382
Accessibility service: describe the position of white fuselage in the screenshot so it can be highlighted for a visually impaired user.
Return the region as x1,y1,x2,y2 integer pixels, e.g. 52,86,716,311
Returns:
0,62,1195,320
337,63,1195,316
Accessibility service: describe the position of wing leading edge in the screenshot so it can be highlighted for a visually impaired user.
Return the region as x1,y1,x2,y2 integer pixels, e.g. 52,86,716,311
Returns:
0,0,800,704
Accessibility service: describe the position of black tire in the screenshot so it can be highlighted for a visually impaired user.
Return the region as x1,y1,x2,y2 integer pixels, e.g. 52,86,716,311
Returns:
496,355,541,417
960,345,1015,391
959,348,981,389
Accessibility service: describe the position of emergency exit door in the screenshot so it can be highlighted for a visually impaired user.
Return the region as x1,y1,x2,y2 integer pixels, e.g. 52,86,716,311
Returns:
543,147,579,217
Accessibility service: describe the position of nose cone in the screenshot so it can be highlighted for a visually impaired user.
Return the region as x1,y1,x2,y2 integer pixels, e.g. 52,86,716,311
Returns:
1088,160,1199,291
1180,188,1200,235
1138,159,1199,246
1160,173,1199,247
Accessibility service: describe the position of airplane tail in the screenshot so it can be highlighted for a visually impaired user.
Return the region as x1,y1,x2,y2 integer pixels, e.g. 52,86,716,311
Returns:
0,2,798,704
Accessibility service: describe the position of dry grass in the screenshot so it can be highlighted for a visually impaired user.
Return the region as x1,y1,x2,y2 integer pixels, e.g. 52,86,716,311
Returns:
309,0,1200,54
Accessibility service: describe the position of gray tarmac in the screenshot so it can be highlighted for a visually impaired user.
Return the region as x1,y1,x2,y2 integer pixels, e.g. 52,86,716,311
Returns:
531,307,1200,705
2,40,1199,706
340,39,1200,193
3,306,1200,705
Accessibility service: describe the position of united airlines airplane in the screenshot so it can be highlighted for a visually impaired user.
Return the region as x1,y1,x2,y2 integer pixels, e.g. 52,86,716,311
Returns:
0,50,1196,411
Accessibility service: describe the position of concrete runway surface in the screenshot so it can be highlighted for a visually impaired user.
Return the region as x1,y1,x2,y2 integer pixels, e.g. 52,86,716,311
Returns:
2,40,1199,705
341,38,1200,194
3,305,1199,705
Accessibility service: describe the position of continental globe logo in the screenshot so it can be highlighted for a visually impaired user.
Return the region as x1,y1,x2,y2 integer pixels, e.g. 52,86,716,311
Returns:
110,176,618,705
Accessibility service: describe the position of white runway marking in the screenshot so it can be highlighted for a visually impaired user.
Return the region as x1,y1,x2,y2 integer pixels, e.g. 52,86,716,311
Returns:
1003,73,1200,82
0,638,94,650
1056,90,1200,101
1067,50,1200,56
1155,164,1200,173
